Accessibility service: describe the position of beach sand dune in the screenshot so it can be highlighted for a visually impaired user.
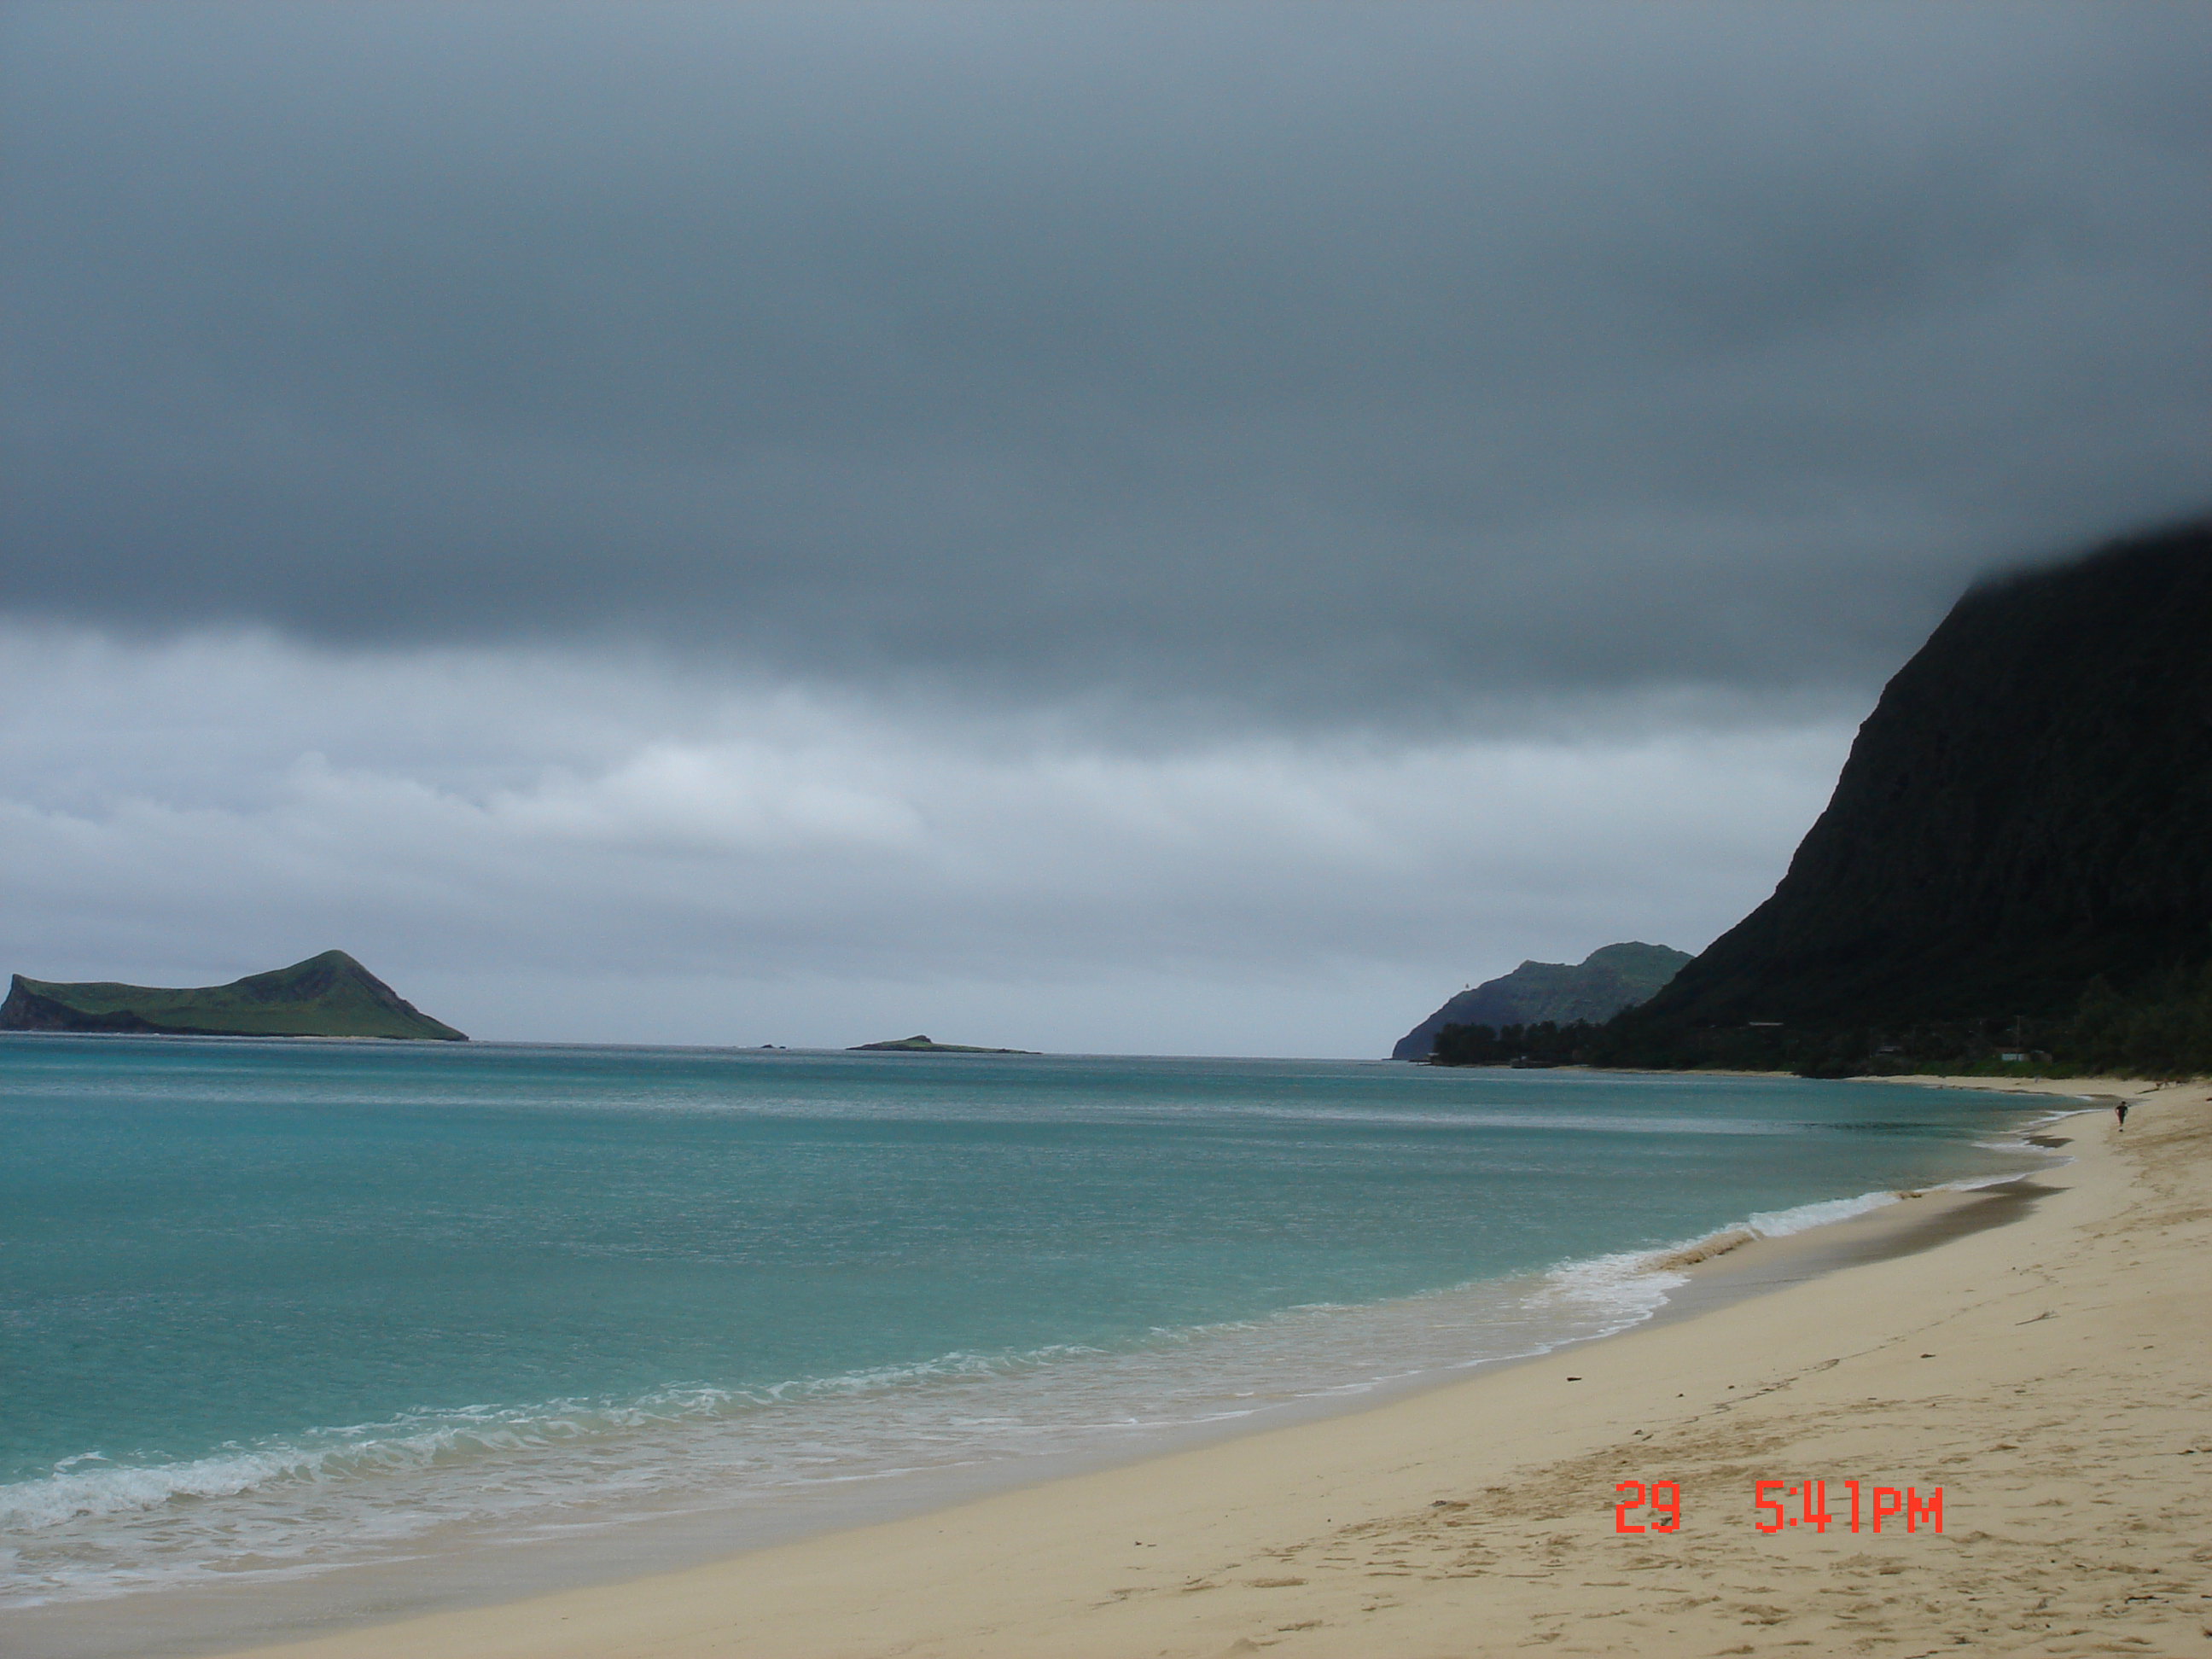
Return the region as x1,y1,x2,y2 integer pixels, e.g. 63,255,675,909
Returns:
201,1078,2209,1659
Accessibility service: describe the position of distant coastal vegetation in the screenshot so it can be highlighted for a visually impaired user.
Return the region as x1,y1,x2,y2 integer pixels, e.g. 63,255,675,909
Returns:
1424,516,2212,1079
0,950,467,1041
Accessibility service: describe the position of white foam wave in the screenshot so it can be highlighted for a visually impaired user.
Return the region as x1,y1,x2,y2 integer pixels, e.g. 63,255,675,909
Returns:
1531,1152,2067,1329
0,1348,1123,1536
1741,1188,1901,1237
1526,1185,1925,1336
1535,1249,1688,1323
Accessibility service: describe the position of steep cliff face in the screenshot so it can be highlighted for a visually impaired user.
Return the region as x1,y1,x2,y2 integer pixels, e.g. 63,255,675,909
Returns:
0,951,468,1040
1629,517,2212,1039
1393,942,1690,1059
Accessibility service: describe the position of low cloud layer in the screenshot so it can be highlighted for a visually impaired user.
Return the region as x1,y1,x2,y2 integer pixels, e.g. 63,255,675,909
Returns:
0,630,1847,1051
6,3,2209,727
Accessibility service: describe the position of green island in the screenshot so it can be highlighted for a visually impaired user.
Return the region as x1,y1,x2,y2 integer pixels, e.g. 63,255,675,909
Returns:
848,1033,1039,1054
0,950,467,1040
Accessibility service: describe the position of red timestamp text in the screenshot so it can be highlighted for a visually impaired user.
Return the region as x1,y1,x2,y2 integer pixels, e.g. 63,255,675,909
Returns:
1611,1480,1682,1533
1754,1479,1941,1534
1610,1479,1945,1534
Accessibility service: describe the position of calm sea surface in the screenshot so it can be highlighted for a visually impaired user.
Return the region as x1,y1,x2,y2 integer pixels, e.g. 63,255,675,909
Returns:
0,1036,2051,1614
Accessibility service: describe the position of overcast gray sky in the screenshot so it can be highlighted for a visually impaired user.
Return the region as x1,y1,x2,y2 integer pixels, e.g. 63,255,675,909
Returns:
3,3,2208,1051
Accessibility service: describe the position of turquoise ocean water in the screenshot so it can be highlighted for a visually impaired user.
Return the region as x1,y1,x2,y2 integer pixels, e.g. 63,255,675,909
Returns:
1,1036,2052,1616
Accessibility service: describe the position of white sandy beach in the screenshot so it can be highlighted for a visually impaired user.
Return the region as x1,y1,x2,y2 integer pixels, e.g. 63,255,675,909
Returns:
197,1074,2209,1659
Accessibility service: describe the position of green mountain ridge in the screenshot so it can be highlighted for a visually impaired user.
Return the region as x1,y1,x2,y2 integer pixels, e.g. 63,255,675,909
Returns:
0,951,467,1040
1393,942,1691,1060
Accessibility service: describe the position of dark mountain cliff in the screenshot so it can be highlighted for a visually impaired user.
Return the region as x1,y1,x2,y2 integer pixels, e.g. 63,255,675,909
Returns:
1,950,467,1040
1611,515,2212,1070
1393,942,1690,1060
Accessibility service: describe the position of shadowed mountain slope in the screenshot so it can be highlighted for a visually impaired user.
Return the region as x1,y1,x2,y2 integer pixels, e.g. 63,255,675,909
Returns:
1,951,467,1040
1393,942,1690,1060
1617,515,2212,1057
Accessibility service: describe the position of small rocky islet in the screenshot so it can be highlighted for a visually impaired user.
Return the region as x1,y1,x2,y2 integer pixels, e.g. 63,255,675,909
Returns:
847,1034,1038,1054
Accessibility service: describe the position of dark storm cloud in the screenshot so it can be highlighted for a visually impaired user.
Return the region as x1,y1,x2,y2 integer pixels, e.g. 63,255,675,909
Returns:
6,2,2209,721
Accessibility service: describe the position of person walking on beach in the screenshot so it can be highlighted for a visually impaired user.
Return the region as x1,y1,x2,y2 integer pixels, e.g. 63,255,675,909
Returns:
2115,1098,2130,1129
